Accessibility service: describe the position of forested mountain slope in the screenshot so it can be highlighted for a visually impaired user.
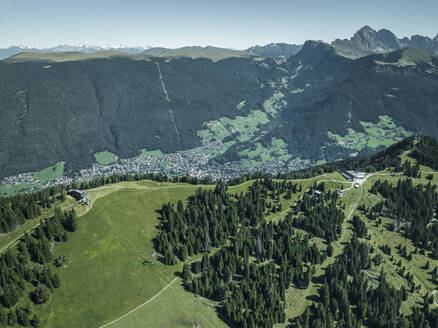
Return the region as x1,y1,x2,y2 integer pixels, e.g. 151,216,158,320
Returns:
1,42,438,186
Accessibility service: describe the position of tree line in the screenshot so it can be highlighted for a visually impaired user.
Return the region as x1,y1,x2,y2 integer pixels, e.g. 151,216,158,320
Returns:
412,136,438,171
0,207,77,327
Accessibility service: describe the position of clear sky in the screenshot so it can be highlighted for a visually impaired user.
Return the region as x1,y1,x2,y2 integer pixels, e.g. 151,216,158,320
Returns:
0,0,437,49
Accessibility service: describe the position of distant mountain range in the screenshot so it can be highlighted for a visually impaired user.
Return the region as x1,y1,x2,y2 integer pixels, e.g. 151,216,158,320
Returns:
248,25,438,59
0,45,147,60
2,26,437,61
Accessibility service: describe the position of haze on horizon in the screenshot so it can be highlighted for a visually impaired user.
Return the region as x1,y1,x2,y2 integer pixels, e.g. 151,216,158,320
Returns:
0,0,437,50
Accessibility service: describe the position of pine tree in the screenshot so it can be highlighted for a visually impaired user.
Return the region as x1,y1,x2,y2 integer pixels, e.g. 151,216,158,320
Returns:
31,313,41,328
327,243,334,257
7,310,17,326
30,285,51,304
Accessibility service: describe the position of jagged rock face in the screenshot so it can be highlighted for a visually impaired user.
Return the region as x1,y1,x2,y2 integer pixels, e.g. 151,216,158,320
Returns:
351,26,401,52
332,26,438,58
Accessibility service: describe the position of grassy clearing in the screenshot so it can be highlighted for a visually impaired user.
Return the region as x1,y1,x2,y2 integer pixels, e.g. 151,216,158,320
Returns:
238,138,291,168
0,183,39,196
375,48,435,67
37,183,205,328
32,162,65,184
138,148,163,158
94,151,117,165
197,109,269,145
263,91,285,117
236,100,246,110
328,115,412,151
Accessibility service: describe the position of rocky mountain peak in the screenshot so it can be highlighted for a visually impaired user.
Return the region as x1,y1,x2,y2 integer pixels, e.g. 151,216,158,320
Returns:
351,25,401,52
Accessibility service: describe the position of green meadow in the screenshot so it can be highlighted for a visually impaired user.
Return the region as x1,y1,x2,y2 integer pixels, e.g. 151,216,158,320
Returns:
38,182,211,328
94,151,118,165
32,162,65,184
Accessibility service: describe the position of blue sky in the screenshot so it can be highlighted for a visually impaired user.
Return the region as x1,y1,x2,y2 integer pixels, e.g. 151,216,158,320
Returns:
0,0,437,49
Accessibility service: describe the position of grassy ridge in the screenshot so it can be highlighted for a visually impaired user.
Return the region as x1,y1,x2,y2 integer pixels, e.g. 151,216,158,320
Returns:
39,182,210,328
8,51,150,63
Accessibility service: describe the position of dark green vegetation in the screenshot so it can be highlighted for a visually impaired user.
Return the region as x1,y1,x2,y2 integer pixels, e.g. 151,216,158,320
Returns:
1,27,438,181
0,206,77,327
1,136,438,328
159,136,438,328
157,180,329,327
0,52,273,177
0,186,67,233
411,136,438,171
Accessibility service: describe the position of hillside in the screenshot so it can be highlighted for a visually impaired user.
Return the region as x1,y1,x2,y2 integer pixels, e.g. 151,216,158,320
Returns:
1,136,438,327
1,32,438,193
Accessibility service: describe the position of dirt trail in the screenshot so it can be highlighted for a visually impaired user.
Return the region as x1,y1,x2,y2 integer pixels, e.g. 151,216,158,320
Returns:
97,277,179,328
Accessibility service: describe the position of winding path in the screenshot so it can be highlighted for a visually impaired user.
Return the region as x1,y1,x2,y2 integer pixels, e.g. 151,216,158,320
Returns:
97,277,179,328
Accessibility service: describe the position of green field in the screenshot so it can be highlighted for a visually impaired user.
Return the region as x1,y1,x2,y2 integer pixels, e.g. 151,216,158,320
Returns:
94,151,118,165
328,115,412,151
263,91,285,117
37,182,213,328
32,162,65,184
0,183,39,196
197,109,270,145
138,148,163,158
238,137,291,167
109,278,228,328
0,162,65,196
375,48,435,67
